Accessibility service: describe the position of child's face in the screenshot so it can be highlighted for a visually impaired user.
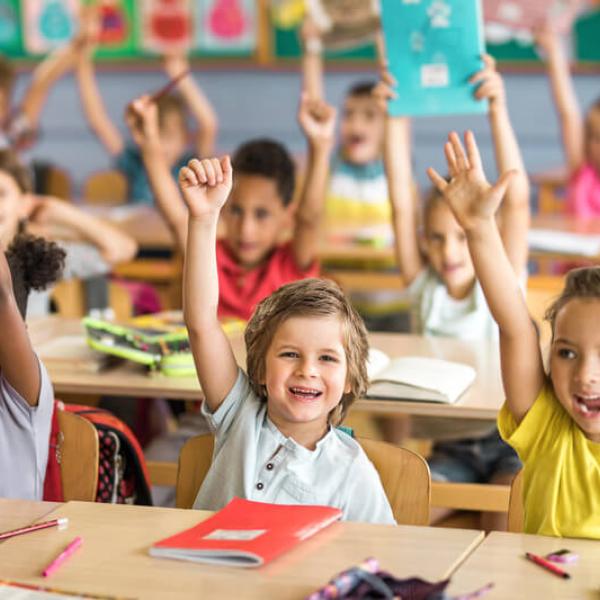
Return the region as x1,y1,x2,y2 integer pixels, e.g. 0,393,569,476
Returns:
340,94,384,165
221,174,291,269
550,298,600,442
422,201,475,299
0,171,25,247
262,315,351,446
585,107,600,174
159,110,187,167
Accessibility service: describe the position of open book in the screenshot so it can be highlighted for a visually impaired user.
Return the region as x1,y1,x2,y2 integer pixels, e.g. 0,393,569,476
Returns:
149,497,341,568
366,350,476,404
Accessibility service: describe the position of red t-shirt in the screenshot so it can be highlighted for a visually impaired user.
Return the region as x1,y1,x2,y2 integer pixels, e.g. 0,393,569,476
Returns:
216,240,320,321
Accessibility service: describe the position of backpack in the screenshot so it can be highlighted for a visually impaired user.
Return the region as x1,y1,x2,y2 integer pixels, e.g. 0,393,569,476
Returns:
44,401,153,506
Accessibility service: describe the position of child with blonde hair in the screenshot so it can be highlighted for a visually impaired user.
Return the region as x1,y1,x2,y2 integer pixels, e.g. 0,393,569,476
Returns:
535,25,600,217
428,130,599,538
179,153,394,524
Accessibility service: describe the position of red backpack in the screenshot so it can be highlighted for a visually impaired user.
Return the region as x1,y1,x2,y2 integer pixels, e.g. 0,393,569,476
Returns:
44,401,153,505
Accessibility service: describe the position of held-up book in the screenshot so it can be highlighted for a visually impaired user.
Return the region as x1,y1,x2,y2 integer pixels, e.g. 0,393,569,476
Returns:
149,497,342,568
380,0,486,117
366,350,476,404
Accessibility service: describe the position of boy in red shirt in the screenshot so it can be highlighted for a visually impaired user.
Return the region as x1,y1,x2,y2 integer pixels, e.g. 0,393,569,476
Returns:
127,93,336,320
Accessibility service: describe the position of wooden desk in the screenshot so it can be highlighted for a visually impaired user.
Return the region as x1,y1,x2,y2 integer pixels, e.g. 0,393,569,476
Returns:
32,317,504,419
448,531,600,599
0,499,59,533
0,501,484,599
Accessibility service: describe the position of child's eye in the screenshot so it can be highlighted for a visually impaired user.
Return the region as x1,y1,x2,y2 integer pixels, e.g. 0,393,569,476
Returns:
557,348,577,359
279,351,299,358
320,354,339,363
255,209,270,220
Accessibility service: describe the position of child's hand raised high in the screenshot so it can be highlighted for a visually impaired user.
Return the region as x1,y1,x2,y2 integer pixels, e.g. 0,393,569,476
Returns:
125,95,160,148
179,157,233,221
427,131,515,232
297,93,337,149
470,54,505,110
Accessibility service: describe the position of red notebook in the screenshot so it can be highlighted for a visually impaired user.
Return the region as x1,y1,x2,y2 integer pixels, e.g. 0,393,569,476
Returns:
149,497,342,568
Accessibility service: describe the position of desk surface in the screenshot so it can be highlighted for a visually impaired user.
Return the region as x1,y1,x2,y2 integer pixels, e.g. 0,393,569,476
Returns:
0,501,484,600
448,531,600,600
0,499,59,533
32,317,504,419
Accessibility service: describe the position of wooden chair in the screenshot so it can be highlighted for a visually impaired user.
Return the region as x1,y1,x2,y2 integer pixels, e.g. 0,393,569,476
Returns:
175,434,431,525
83,170,128,206
43,166,72,200
51,279,133,320
56,409,99,501
507,469,524,533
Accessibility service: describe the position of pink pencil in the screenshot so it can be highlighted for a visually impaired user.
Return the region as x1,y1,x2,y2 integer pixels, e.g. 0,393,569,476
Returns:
42,536,83,578
150,69,190,101
0,518,68,541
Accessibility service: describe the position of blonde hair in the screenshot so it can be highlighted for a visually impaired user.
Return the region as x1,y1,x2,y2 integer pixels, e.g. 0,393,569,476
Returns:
545,267,600,336
245,278,369,425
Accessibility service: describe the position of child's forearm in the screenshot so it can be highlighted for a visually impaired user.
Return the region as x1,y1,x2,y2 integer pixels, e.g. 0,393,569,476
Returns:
302,46,324,100
20,43,78,128
384,116,422,284
76,57,123,156
183,218,238,409
292,142,331,268
176,74,218,157
488,103,530,273
141,144,189,251
545,38,584,171
0,284,40,406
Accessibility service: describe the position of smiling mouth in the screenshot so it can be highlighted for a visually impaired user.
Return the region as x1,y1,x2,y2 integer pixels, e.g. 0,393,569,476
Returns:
574,394,600,416
289,386,323,401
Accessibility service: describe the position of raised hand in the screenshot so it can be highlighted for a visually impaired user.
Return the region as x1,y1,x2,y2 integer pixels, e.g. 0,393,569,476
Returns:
470,54,505,109
179,157,233,221
163,52,190,79
125,95,160,147
373,70,398,113
427,131,515,232
297,93,337,148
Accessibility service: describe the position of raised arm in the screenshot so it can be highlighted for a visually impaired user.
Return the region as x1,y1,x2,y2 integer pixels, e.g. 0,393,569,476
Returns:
471,54,530,274
0,252,41,406
292,94,336,269
29,196,137,265
126,97,188,251
427,132,545,423
76,38,124,156
163,54,218,157
377,77,423,284
300,17,325,101
181,157,238,411
535,26,584,173
19,39,80,131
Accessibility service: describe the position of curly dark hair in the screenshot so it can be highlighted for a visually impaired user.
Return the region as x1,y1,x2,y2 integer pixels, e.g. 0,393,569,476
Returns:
0,149,32,193
245,278,369,426
232,138,296,206
6,234,65,318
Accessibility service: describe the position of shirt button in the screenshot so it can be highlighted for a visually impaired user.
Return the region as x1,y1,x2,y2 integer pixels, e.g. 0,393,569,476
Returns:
256,482,264,490
266,463,274,471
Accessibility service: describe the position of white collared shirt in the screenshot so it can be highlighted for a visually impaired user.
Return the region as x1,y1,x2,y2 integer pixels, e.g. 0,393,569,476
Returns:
194,369,396,525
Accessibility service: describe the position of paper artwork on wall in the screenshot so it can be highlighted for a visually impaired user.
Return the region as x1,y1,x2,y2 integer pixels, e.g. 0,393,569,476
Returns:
22,0,79,54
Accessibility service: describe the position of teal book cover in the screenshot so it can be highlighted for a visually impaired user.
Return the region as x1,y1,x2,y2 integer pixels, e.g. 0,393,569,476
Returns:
381,0,487,117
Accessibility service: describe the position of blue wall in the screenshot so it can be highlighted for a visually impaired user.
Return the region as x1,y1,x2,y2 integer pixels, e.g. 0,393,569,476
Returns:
15,66,600,194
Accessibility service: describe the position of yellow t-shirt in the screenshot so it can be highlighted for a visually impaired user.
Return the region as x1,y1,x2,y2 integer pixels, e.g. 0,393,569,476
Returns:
498,384,600,539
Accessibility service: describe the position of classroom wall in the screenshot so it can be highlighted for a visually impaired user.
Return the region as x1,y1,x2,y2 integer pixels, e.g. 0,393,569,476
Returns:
15,67,599,195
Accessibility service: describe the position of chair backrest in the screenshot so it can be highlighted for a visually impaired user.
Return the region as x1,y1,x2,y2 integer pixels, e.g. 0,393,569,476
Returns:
56,409,99,501
51,279,133,320
83,170,128,206
507,469,524,533
175,434,431,525
44,166,72,200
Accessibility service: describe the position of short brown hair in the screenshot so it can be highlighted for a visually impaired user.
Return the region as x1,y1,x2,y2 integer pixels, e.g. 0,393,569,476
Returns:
0,54,15,94
0,149,32,192
545,267,600,335
156,93,187,129
245,278,369,425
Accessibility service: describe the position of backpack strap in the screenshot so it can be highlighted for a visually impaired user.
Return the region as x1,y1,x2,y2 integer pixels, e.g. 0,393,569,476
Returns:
42,400,65,502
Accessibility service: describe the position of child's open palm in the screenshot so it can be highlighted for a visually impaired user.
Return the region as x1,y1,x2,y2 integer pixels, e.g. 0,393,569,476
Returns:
179,157,233,221
427,131,515,231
